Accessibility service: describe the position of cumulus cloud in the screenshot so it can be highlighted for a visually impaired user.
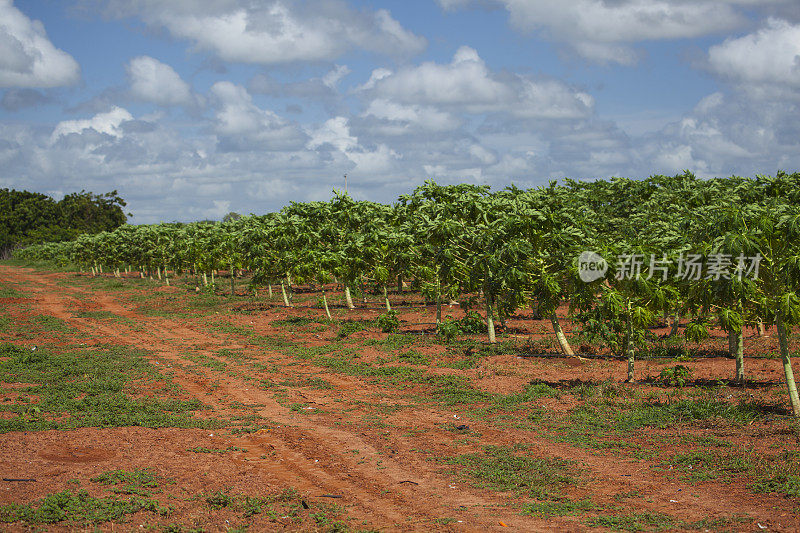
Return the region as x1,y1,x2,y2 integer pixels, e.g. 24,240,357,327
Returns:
640,89,800,178
363,99,462,132
440,0,786,64
307,116,401,174
0,0,80,87
708,18,800,90
51,107,133,141
360,46,593,119
126,56,195,106
100,0,426,64
1,88,52,111
210,81,307,151
250,64,351,99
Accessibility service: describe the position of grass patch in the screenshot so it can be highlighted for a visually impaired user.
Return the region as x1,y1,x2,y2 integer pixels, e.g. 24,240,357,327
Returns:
91,468,168,497
72,310,119,319
279,376,333,390
522,498,600,518
663,449,755,483
396,349,431,365
0,343,218,432
31,314,76,334
185,353,227,371
271,317,320,329
0,281,26,298
336,319,373,339
444,444,578,500
0,490,171,525
364,334,417,352
586,512,677,532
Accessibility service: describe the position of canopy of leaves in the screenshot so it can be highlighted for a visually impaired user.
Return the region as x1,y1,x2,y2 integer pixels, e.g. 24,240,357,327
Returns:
0,189,127,258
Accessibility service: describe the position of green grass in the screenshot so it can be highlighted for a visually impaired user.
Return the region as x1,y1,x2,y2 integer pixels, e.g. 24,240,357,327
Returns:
0,490,171,525
271,317,321,328
0,281,26,298
200,488,301,518
91,468,168,497
279,376,333,389
396,349,431,365
336,319,373,339
364,334,417,352
31,314,76,333
522,498,600,518
185,353,228,371
444,444,579,500
586,512,677,532
662,449,755,483
0,343,218,432
72,310,119,319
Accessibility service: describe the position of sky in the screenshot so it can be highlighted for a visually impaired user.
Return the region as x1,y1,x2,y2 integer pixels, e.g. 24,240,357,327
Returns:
1,0,800,224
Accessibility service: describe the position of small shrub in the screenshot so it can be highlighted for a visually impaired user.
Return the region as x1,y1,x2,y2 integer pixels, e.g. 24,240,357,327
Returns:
458,311,487,334
438,316,461,342
657,364,692,387
377,310,400,333
337,320,368,339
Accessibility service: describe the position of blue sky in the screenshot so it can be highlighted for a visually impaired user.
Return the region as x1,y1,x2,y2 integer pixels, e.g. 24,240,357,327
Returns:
2,0,799,223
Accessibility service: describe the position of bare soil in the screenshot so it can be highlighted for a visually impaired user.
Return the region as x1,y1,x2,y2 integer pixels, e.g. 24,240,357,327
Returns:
1,265,799,532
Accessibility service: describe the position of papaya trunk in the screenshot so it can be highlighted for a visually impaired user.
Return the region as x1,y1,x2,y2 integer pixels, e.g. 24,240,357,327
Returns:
757,318,766,337
397,274,403,294
485,289,496,344
383,285,391,312
268,284,273,298
730,329,744,384
322,290,332,320
230,264,235,296
345,287,355,309
776,313,800,417
669,310,681,337
280,281,291,307
550,312,574,356
626,301,635,382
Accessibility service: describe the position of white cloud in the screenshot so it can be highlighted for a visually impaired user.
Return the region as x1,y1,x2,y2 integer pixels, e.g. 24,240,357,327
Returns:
363,99,462,131
127,56,195,106
307,116,357,152
708,18,800,89
0,0,80,87
51,107,133,141
322,65,351,89
210,81,307,151
442,0,787,64
361,46,593,119
101,0,425,64
307,116,400,174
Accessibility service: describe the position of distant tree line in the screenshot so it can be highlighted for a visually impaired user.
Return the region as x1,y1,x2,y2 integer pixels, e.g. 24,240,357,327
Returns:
0,189,127,259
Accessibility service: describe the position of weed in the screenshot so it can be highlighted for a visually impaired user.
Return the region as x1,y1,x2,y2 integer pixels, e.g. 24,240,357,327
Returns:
91,468,167,497
656,365,692,387
444,445,578,500
337,320,372,339
587,512,676,531
0,490,171,525
522,498,599,518
377,310,400,333
0,343,217,432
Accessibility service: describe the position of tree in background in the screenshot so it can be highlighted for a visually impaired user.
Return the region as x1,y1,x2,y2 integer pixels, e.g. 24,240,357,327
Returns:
0,188,127,258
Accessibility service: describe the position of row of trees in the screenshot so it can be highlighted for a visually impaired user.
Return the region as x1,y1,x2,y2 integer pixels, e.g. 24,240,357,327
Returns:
15,172,800,415
0,189,128,259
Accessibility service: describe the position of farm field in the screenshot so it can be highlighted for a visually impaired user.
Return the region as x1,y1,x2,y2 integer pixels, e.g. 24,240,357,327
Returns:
1,263,800,531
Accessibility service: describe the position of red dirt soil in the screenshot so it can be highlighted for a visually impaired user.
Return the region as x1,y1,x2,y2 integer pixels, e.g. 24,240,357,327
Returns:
1,265,799,532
